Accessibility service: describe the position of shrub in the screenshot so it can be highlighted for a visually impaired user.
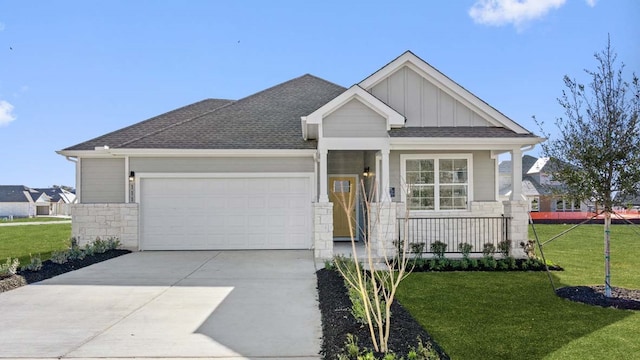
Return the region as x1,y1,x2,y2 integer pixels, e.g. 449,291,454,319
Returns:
84,243,96,257
497,240,511,257
50,250,70,264
92,237,109,253
67,245,85,261
480,256,497,269
458,242,473,258
20,254,43,272
105,236,121,250
0,257,20,277
482,243,496,257
410,242,426,257
430,241,447,259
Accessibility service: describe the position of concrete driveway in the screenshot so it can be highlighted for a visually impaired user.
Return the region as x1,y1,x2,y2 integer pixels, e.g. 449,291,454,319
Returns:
0,251,322,359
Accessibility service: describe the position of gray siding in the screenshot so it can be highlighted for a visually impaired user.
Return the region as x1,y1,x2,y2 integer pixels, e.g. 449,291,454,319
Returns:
130,156,314,173
327,150,365,175
370,66,492,128
389,150,495,203
81,158,125,203
323,99,387,137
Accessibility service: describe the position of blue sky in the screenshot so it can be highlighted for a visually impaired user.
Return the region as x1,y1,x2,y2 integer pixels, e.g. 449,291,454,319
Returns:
0,0,637,188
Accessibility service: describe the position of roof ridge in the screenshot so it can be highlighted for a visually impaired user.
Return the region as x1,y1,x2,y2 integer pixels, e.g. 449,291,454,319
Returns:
118,99,235,147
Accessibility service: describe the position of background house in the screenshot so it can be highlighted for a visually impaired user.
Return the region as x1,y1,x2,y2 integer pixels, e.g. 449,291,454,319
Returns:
0,185,76,218
499,155,591,212
0,185,38,218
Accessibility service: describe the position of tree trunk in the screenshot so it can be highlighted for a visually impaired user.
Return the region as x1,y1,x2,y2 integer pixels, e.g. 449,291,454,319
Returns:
604,211,612,297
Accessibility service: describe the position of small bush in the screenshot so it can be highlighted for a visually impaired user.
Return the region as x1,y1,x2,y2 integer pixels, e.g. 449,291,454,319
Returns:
50,250,70,264
480,256,497,269
430,241,447,259
92,237,109,253
482,243,496,257
105,237,121,250
20,254,43,272
410,242,426,256
84,243,96,257
0,257,20,277
497,240,511,257
67,245,86,261
458,242,473,258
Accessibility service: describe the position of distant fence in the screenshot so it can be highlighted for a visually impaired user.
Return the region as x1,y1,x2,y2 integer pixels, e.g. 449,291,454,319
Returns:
530,211,640,224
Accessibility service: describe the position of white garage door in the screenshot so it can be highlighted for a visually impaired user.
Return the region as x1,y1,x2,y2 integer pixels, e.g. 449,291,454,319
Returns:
140,175,312,250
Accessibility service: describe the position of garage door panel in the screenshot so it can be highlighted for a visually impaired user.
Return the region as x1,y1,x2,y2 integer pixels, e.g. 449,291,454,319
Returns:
140,176,311,250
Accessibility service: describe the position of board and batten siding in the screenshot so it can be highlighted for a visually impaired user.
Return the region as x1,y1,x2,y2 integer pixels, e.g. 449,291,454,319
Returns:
129,156,314,173
323,99,388,138
370,66,491,128
388,150,495,204
80,158,126,203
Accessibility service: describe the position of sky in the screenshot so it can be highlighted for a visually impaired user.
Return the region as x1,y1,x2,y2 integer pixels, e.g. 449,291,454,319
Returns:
0,0,638,188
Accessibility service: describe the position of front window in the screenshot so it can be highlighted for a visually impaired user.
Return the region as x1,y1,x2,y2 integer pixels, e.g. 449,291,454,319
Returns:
555,198,581,212
402,155,471,211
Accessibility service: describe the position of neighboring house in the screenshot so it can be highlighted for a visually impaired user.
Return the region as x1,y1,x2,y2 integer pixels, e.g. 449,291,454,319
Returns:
57,51,543,258
499,155,590,212
614,192,640,210
0,185,39,218
33,188,77,216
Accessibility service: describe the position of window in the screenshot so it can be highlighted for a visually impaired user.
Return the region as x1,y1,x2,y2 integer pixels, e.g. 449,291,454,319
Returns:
530,197,540,212
555,198,581,212
401,154,471,211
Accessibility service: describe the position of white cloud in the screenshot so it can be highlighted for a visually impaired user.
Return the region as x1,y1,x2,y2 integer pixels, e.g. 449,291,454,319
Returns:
585,0,597,7
469,0,567,28
0,100,16,126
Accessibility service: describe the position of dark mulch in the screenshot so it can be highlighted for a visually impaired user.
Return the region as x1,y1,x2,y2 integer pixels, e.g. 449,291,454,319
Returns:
317,268,449,359
0,249,131,293
556,285,640,310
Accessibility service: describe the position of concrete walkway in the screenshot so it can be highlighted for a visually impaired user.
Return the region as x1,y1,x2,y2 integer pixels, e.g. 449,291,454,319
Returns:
0,220,71,226
0,251,322,359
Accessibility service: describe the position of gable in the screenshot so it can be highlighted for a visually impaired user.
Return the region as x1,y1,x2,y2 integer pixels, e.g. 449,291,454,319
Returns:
323,99,387,137
370,66,493,128
360,51,531,134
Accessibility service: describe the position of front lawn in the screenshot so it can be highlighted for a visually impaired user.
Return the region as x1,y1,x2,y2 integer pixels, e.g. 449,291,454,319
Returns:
1,217,70,223
0,224,71,264
396,224,640,359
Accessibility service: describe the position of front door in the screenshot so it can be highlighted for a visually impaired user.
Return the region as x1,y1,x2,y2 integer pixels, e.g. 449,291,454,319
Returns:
329,176,357,238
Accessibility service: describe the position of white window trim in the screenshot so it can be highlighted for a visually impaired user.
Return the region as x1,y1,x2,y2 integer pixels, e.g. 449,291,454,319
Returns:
400,154,473,212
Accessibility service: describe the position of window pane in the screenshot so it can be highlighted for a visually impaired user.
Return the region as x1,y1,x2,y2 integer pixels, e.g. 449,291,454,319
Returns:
420,160,434,171
421,171,434,184
452,185,466,196
440,171,453,183
407,160,419,171
439,159,453,171
406,171,419,184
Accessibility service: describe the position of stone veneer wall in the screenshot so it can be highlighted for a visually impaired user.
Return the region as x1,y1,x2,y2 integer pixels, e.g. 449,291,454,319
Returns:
313,202,334,259
71,203,139,250
369,202,398,259
503,200,529,258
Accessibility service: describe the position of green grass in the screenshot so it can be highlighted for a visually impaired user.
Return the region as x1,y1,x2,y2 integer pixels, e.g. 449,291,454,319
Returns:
0,224,71,264
1,217,70,223
397,224,640,360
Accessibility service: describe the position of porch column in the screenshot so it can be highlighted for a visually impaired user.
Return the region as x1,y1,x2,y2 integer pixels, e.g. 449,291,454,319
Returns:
510,148,523,201
380,148,391,202
318,148,329,202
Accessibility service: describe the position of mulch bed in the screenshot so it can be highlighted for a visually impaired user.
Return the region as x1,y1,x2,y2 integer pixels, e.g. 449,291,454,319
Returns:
556,285,640,310
316,268,449,359
0,249,131,293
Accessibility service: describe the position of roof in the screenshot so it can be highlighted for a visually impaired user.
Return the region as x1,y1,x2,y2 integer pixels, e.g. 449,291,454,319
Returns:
0,185,37,203
65,74,345,151
389,127,538,138
34,188,76,203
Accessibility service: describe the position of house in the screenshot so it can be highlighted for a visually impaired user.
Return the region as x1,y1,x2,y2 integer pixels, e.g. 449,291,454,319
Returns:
0,185,39,218
499,155,590,212
57,51,543,258
32,187,77,216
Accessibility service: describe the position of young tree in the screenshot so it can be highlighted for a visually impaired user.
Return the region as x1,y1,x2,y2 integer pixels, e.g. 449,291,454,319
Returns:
537,37,640,297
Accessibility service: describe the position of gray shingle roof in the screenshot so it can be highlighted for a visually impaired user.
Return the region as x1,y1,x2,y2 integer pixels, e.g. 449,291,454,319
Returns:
0,186,36,203
65,98,233,151
65,74,346,151
388,127,538,138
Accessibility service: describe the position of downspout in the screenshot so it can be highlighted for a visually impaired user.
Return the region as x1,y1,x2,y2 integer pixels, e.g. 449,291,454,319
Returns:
62,156,80,203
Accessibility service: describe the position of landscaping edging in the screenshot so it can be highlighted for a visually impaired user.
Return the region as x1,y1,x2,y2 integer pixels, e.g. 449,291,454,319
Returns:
316,268,449,359
0,249,131,293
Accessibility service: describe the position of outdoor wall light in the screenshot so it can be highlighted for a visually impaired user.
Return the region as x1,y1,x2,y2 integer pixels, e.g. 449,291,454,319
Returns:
129,171,135,181
363,167,372,177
